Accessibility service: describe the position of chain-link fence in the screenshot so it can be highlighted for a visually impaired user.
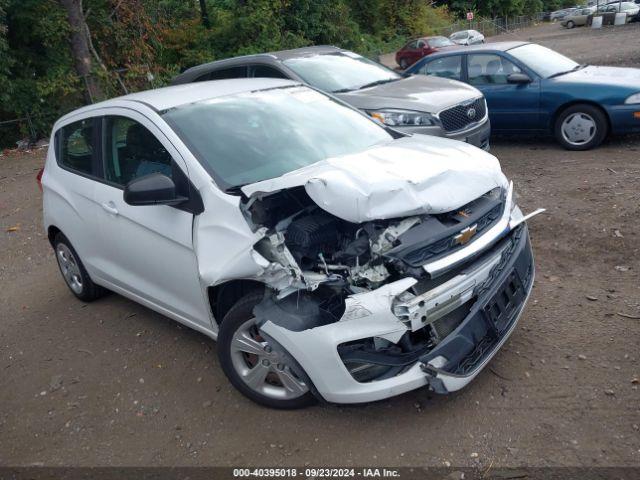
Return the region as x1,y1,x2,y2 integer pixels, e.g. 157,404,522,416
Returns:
440,14,544,38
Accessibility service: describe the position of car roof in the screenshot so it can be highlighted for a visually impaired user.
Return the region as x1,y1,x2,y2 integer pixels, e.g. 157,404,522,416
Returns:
418,41,529,57
173,45,343,83
56,78,299,124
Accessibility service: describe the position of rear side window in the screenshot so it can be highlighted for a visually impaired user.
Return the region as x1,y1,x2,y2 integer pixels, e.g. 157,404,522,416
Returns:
102,116,173,187
252,65,288,79
468,54,522,85
196,66,248,81
420,56,462,80
58,118,95,175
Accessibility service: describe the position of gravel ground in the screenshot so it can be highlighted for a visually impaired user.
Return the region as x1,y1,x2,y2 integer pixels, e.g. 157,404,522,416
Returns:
1,24,639,470
380,21,640,68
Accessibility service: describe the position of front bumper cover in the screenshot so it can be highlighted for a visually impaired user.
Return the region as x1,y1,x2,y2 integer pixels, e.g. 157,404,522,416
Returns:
260,222,535,404
396,116,491,151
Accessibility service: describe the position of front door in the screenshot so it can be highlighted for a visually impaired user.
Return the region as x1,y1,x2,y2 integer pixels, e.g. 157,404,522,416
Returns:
91,111,210,329
466,53,541,132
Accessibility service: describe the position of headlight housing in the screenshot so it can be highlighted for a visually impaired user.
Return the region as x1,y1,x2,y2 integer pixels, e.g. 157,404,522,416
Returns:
624,93,640,104
368,109,437,127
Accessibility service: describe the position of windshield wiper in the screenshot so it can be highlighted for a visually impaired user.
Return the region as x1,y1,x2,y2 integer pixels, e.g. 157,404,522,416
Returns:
224,183,248,195
356,78,399,90
548,64,587,79
331,87,355,93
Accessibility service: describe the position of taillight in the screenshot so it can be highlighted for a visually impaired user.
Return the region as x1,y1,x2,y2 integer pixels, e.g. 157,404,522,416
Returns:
36,167,44,192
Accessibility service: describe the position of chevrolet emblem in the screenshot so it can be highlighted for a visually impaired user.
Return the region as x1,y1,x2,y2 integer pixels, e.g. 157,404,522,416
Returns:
454,224,478,246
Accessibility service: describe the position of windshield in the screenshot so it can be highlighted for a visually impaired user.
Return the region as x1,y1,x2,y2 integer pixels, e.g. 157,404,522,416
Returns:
162,86,392,190
283,52,400,93
429,37,455,47
508,43,579,78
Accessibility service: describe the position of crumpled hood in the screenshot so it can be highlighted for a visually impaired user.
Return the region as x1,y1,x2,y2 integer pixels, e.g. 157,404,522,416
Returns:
557,65,640,90
335,75,483,113
241,135,508,223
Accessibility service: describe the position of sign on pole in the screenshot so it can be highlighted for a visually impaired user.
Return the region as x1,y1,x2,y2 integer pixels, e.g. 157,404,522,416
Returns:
467,11,474,21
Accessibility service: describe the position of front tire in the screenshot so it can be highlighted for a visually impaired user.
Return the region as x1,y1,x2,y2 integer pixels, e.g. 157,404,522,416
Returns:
554,104,608,151
217,292,317,409
566,20,575,28
53,233,106,302
399,58,409,69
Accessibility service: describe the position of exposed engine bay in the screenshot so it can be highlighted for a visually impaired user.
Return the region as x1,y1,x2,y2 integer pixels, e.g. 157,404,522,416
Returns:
244,185,505,295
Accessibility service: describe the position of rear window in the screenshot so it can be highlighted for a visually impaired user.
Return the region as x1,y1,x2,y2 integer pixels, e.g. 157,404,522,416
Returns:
428,37,455,48
57,118,95,175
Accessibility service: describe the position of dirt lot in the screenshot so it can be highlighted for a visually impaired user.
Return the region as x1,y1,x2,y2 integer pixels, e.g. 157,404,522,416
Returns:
1,24,639,469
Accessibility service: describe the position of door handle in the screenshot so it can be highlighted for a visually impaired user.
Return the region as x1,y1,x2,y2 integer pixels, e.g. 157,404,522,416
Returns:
101,201,119,215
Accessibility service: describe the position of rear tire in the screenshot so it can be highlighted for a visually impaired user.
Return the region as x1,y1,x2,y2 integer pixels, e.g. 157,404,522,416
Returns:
217,292,317,409
399,58,409,69
554,103,608,151
53,233,106,302
566,20,575,28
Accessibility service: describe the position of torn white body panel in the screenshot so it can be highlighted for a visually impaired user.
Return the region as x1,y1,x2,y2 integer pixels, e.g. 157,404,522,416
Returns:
242,135,509,223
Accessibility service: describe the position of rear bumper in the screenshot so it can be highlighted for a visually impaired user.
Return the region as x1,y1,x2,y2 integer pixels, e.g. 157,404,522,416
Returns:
607,104,640,135
396,117,491,150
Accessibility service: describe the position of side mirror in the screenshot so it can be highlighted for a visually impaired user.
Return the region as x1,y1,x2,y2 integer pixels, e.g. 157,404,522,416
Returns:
124,173,187,206
507,72,532,84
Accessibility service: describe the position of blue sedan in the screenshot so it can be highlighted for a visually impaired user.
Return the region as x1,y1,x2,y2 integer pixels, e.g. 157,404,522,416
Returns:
405,42,640,150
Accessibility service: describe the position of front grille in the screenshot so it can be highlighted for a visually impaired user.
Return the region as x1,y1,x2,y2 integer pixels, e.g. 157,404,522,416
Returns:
439,97,486,132
401,199,503,267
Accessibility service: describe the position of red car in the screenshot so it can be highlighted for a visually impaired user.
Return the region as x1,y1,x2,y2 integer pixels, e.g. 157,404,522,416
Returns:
395,36,456,69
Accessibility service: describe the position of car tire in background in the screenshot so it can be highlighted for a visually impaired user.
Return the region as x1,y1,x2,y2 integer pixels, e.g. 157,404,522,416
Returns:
566,20,575,28
53,232,106,302
554,103,608,151
217,291,317,409
399,58,409,69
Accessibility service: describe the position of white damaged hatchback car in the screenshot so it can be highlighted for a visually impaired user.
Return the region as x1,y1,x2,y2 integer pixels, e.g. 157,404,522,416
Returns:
42,79,542,408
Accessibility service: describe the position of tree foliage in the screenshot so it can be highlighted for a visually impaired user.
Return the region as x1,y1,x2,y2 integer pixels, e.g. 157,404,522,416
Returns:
0,0,459,145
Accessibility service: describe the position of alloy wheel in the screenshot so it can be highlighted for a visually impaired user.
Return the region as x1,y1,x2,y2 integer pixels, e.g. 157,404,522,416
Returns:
229,319,309,400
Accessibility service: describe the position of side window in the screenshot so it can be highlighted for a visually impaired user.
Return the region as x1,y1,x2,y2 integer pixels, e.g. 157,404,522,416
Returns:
102,116,173,187
420,56,462,80
417,40,426,48
252,65,288,79
406,40,418,49
58,118,95,175
468,54,522,85
207,66,248,80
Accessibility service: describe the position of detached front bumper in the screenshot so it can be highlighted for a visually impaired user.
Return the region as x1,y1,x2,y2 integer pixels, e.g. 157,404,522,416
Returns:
260,222,535,404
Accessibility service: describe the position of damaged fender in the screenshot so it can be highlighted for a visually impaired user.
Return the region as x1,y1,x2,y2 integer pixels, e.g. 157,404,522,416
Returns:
257,278,419,402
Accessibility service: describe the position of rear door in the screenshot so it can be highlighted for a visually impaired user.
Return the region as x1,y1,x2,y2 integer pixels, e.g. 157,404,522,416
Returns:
49,117,104,275
91,109,211,328
465,53,541,131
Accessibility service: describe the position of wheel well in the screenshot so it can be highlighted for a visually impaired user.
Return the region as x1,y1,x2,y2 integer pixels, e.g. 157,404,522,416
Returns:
208,280,265,325
551,101,611,134
47,226,61,247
